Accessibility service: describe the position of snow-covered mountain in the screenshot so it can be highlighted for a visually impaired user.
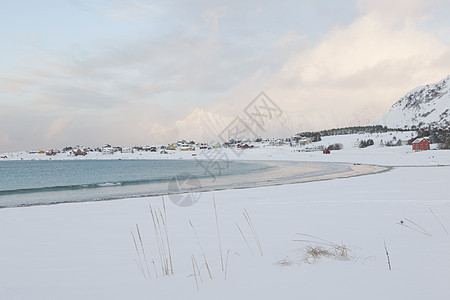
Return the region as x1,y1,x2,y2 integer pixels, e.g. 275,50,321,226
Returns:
377,75,450,129
147,107,318,143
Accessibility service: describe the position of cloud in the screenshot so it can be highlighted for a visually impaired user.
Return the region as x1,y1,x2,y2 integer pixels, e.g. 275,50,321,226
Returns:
45,117,73,140
103,3,157,21
0,133,11,145
68,0,158,22
0,77,35,92
1,0,450,151
263,3,450,128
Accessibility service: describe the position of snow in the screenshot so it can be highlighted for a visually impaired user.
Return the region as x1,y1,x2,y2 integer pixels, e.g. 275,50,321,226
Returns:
0,132,449,299
0,165,449,299
375,75,450,128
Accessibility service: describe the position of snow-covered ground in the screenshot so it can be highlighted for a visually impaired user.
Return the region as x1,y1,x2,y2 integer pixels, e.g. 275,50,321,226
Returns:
1,131,449,299
0,165,449,299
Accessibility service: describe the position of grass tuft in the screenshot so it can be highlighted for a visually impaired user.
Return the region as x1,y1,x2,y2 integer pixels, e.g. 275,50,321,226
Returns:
276,257,295,267
294,233,352,263
149,201,174,277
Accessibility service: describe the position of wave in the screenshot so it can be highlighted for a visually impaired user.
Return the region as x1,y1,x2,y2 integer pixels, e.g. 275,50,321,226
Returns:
0,169,244,196
0,176,179,196
97,182,122,187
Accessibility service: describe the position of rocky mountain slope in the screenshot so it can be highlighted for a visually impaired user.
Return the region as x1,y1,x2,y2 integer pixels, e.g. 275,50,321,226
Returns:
377,75,450,129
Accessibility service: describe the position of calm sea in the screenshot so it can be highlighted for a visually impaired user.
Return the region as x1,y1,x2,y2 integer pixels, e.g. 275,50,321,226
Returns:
0,160,273,208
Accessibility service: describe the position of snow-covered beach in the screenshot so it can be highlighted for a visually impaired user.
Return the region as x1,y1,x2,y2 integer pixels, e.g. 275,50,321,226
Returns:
2,0,449,298
1,132,449,300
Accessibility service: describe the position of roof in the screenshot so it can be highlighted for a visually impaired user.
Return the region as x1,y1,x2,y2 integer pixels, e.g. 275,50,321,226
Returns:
412,137,429,144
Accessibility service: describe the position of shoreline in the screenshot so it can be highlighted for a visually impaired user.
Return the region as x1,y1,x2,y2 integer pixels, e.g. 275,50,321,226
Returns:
1,162,448,299
1,160,388,210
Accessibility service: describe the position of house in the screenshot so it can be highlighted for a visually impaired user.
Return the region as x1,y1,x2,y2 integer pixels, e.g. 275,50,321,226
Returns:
121,147,133,153
46,150,57,156
213,142,222,149
167,145,176,150
412,137,430,151
299,138,312,146
180,144,195,151
74,149,87,156
298,145,324,152
237,143,254,149
102,147,114,155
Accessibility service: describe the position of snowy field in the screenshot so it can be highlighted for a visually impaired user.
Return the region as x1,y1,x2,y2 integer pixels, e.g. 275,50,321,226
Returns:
1,131,449,299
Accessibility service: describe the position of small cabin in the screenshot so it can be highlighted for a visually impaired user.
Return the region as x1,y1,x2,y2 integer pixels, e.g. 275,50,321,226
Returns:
412,138,430,151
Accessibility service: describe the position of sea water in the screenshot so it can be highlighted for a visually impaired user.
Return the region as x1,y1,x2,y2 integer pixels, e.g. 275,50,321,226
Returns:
0,160,273,208
0,159,354,208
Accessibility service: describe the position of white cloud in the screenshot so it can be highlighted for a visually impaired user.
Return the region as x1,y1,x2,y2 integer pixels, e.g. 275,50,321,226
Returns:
264,5,450,128
1,0,450,151
45,117,73,140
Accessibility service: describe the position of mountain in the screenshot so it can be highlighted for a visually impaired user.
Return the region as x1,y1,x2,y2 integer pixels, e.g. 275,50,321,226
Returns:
170,108,305,142
377,75,450,129
147,107,320,143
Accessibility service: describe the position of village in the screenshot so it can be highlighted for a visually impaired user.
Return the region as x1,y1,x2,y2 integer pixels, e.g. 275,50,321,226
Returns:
1,125,445,161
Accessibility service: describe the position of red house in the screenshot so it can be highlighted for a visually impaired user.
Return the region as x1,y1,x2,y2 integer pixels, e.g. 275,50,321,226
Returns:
412,138,430,151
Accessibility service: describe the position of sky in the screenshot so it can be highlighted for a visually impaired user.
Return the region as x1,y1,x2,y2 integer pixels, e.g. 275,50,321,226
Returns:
1,0,450,152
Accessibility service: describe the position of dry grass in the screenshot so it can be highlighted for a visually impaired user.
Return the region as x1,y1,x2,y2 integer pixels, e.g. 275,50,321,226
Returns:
430,208,448,234
135,198,173,279
397,218,432,237
161,197,174,274
276,257,295,267
213,195,224,271
384,240,392,271
189,220,213,280
191,255,199,291
131,230,145,277
236,222,254,256
131,224,151,278
294,234,352,264
224,249,240,280
243,209,263,256
136,224,151,278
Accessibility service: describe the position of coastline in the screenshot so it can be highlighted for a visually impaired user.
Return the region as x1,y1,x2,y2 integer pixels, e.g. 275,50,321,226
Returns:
0,163,448,299
0,160,388,209
1,134,449,299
